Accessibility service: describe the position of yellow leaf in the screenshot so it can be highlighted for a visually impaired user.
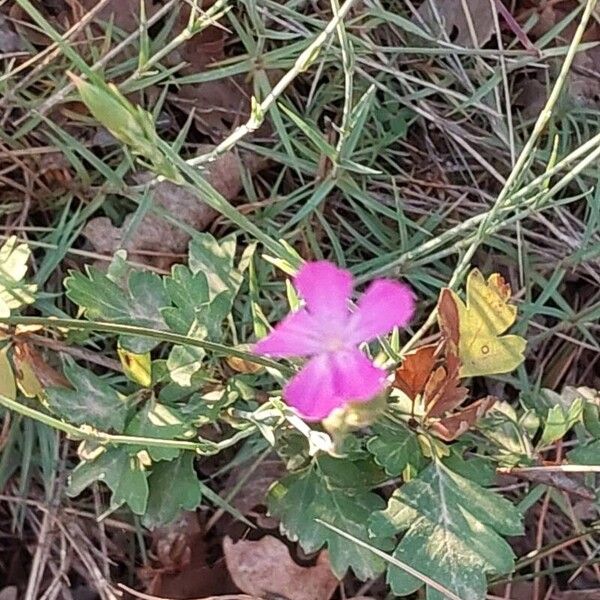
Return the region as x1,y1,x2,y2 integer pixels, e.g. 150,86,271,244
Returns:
441,269,526,378
13,350,44,398
0,346,16,400
117,346,152,387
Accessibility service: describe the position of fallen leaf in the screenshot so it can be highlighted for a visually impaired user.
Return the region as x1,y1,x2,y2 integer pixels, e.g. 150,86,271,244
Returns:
170,78,252,137
429,395,497,442
416,0,497,47
393,344,470,427
141,512,239,598
83,148,264,269
0,15,22,52
438,269,526,378
516,2,600,109
225,354,264,374
0,587,17,600
12,340,69,397
79,0,164,34
223,536,339,600
423,352,469,418
224,456,285,519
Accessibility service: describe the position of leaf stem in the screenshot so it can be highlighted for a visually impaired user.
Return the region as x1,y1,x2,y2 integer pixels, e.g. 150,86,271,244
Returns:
0,315,294,376
0,393,255,454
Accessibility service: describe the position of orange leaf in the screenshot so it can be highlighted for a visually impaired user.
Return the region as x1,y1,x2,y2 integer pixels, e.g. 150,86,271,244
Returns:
423,352,469,418
394,344,437,400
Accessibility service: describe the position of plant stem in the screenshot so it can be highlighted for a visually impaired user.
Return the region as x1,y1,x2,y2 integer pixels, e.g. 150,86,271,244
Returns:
0,394,255,454
0,315,294,376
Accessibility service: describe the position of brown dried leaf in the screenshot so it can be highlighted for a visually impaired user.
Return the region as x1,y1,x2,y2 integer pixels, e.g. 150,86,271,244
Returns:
223,536,339,600
83,148,263,269
224,457,285,518
416,0,497,48
79,0,164,34
430,395,496,442
394,344,437,400
423,353,469,418
141,513,238,599
12,341,69,393
437,288,460,347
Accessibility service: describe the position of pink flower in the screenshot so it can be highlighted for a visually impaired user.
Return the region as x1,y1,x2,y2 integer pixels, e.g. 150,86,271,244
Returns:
254,261,415,420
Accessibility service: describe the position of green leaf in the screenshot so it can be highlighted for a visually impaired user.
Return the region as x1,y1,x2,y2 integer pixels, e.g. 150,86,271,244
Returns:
162,266,211,334
161,243,244,384
65,266,169,353
166,344,206,387
143,452,202,527
369,461,523,600
568,440,600,465
539,397,584,446
367,422,421,476
46,362,128,431
268,456,389,580
68,447,149,515
0,236,37,317
188,233,243,300
125,402,193,461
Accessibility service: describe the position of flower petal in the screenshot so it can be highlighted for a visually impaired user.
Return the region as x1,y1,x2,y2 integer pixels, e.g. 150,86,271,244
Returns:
348,279,415,343
284,349,386,420
254,310,323,357
294,261,353,319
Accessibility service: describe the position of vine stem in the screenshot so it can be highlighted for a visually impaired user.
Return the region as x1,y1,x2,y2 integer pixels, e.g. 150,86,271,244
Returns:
0,315,293,376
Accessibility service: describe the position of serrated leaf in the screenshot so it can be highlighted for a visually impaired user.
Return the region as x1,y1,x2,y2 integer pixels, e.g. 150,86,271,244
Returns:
46,362,128,431
68,447,149,515
188,233,243,300
65,266,169,353
369,461,523,600
268,457,389,580
117,346,152,387
0,236,37,317
162,265,210,334
125,402,193,461
0,346,16,400
142,452,202,527
162,254,239,384
367,422,420,476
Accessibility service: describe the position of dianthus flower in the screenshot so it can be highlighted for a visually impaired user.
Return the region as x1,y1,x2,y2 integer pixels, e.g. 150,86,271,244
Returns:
255,261,415,420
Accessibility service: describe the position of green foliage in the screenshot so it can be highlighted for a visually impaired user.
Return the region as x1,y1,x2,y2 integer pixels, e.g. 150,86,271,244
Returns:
68,447,149,515
143,452,203,527
366,421,421,476
46,361,129,431
125,402,193,461
65,267,169,352
268,456,390,580
369,461,523,600
539,396,584,447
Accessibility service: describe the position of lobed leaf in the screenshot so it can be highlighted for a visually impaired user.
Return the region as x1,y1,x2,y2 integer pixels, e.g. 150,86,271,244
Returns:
369,461,523,600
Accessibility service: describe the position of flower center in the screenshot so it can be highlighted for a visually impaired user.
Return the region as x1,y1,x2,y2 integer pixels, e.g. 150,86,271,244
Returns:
325,337,346,352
